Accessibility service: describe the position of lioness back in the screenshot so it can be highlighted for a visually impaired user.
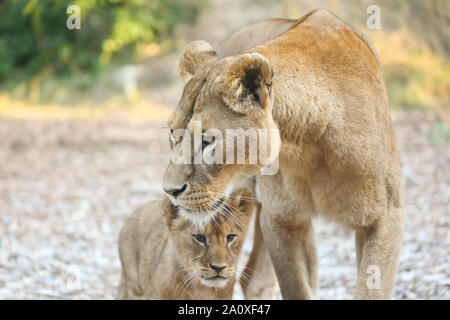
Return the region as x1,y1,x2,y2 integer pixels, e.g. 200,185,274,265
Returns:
216,18,298,58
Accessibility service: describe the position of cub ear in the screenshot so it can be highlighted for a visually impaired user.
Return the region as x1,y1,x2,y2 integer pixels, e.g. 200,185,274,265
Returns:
163,198,185,232
224,53,273,114
178,40,217,81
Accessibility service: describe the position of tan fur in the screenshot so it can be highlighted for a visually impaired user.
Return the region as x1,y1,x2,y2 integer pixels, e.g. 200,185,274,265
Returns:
231,179,279,299
116,190,255,300
178,40,217,81
240,202,278,299
216,18,298,59
163,9,404,299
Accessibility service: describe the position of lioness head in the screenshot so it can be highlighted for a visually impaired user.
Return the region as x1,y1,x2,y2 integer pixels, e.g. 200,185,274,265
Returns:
163,40,280,226
165,188,255,288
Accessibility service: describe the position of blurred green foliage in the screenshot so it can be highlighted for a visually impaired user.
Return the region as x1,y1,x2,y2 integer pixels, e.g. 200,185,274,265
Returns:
0,0,205,89
428,121,450,144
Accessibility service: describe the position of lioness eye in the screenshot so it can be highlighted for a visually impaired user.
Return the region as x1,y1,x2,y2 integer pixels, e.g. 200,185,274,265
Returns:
170,129,182,144
226,234,237,243
193,234,206,244
201,135,215,150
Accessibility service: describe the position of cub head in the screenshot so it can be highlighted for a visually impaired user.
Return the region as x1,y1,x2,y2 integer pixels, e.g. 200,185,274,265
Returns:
163,40,280,226
164,188,255,288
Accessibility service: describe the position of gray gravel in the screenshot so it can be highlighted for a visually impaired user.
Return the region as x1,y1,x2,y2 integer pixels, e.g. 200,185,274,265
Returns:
0,110,448,299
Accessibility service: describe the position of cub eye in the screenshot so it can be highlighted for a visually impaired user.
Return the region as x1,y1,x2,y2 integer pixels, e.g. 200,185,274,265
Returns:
201,135,215,150
226,234,237,243
193,234,206,244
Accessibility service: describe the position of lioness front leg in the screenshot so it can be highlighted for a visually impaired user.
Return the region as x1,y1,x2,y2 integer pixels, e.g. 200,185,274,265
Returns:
354,206,404,299
240,203,278,299
260,211,318,299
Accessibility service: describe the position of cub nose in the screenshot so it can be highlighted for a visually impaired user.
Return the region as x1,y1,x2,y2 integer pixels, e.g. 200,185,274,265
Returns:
163,184,187,198
209,263,226,273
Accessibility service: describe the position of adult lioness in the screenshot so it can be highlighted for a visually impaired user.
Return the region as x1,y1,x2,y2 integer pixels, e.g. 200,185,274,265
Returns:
116,189,255,300
163,9,404,299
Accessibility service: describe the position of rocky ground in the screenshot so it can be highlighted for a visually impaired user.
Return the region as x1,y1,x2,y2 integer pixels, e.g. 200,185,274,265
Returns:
0,110,448,299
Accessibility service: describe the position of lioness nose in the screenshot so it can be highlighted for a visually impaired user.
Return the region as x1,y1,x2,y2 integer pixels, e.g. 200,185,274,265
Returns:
163,184,187,198
210,263,226,273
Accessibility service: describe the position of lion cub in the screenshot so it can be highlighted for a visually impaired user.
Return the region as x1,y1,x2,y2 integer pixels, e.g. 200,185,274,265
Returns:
116,189,255,300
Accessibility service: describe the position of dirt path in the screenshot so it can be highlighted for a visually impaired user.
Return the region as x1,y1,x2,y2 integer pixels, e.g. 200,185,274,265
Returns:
0,110,448,299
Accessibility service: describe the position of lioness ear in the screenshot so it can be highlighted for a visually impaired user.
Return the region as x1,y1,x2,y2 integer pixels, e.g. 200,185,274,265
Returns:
224,53,273,114
178,40,217,81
